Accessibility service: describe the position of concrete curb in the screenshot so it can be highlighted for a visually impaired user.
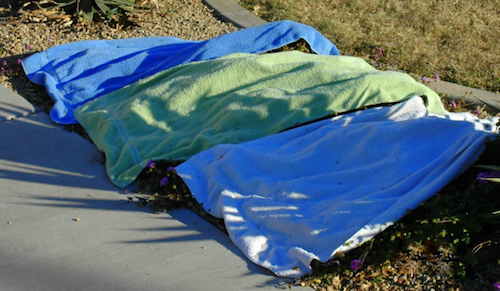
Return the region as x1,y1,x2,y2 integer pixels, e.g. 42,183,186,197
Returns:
423,78,500,113
204,0,500,114
202,0,267,28
0,83,41,122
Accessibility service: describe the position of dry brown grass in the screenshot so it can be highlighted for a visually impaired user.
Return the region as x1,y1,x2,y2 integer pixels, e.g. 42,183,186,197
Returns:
236,0,500,93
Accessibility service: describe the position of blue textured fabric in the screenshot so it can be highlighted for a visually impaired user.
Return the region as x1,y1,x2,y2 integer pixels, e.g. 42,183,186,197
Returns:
176,97,499,277
22,20,340,124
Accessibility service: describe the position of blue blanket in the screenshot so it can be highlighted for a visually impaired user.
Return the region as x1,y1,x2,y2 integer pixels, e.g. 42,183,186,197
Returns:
22,20,340,124
176,97,499,277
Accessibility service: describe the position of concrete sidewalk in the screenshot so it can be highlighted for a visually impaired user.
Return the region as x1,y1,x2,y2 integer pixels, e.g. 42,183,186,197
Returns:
0,85,309,290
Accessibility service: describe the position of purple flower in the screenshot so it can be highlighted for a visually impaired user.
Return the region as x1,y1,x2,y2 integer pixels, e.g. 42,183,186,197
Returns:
167,166,175,171
0,67,5,74
474,109,480,115
145,160,155,169
434,73,440,81
17,59,22,66
46,38,53,42
376,47,383,55
494,282,500,290
159,177,169,187
25,45,32,50
477,172,488,184
2,60,6,66
350,259,360,271
451,100,457,109
477,171,500,185
421,76,429,83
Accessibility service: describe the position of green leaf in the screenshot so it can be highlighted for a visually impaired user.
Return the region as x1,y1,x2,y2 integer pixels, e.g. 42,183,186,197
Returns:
94,0,111,14
101,0,134,6
474,165,500,171
79,0,98,21
53,0,78,5
481,177,500,183
117,4,141,13
480,210,500,224
54,0,77,9
474,96,500,112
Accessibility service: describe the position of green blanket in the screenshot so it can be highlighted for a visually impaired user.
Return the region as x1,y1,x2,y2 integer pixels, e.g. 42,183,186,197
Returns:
74,51,446,187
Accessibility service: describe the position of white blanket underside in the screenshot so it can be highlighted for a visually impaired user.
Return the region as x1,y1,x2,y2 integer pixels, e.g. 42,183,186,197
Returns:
176,97,498,277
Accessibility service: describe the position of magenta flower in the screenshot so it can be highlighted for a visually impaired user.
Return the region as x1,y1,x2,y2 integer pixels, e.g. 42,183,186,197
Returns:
421,76,429,83
159,177,168,187
494,282,500,290
17,59,22,66
167,166,175,171
145,160,155,169
0,67,4,73
2,60,6,66
451,100,457,109
376,47,383,55
433,73,440,81
25,45,32,50
46,38,53,42
350,259,360,271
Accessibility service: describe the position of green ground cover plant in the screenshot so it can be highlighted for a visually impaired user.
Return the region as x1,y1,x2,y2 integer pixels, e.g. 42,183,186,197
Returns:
21,0,149,22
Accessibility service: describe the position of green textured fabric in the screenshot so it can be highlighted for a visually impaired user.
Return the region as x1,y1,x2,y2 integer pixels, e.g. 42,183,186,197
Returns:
74,51,446,187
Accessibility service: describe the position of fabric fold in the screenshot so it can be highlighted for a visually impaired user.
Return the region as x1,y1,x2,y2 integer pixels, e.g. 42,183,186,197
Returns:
73,52,447,187
176,96,498,277
22,20,340,124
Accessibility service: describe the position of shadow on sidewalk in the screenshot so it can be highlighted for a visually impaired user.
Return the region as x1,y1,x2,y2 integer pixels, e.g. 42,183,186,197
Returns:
0,110,285,288
0,111,115,190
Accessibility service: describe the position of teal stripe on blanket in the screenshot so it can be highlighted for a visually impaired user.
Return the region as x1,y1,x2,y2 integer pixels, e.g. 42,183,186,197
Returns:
74,51,447,187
